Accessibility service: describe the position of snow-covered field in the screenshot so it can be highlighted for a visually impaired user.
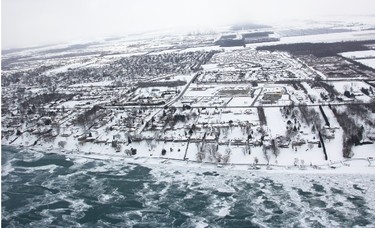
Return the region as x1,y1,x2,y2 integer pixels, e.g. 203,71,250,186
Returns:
339,50,375,59
329,81,373,102
254,30,375,47
264,108,285,136
338,50,375,69
44,60,98,75
227,97,255,107
357,58,375,69
3,19,375,180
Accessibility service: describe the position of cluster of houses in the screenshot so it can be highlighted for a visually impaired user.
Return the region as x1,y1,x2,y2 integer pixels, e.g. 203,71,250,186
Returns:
2,35,375,164
111,51,214,80
197,49,315,84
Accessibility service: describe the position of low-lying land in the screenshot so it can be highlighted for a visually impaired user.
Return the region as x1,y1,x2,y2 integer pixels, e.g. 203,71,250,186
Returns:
2,28,375,168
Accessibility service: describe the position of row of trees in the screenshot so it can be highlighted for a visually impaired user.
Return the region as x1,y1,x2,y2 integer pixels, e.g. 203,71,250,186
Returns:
257,107,267,126
331,107,364,158
319,105,330,127
257,40,374,57
75,105,105,129
112,51,216,80
195,142,231,164
299,105,322,131
20,93,77,113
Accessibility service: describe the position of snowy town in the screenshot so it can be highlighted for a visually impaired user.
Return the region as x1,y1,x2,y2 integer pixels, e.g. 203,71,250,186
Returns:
2,23,375,170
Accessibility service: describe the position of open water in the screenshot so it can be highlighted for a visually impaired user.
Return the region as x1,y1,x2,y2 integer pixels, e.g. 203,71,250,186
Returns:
2,146,375,227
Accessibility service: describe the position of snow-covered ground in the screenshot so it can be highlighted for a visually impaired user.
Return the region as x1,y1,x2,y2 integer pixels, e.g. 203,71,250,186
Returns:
339,50,375,59
357,58,375,69
338,50,375,70
227,97,255,107
329,81,373,102
44,60,98,75
9,144,375,175
3,19,375,177
264,108,285,137
179,46,223,54
320,106,344,162
352,144,375,159
252,30,375,48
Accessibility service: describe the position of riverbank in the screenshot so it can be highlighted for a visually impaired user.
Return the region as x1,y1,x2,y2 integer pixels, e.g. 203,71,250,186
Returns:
4,144,375,175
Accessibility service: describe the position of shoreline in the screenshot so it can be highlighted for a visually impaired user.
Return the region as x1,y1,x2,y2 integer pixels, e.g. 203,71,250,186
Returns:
3,144,375,175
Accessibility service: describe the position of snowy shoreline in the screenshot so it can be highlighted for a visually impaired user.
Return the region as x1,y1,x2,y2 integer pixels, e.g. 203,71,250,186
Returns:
4,144,375,175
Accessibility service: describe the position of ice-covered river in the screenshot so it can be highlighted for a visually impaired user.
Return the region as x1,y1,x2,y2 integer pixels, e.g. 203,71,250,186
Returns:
2,146,375,227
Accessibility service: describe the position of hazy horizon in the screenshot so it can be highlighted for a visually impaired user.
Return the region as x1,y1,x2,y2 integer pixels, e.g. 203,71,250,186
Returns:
2,0,375,49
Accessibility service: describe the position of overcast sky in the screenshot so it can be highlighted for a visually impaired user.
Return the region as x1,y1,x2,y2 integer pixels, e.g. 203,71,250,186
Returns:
2,0,374,49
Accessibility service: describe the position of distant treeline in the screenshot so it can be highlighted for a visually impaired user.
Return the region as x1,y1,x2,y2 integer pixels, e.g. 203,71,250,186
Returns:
21,93,77,109
230,23,271,31
215,39,245,47
242,32,273,38
137,80,186,88
256,40,375,57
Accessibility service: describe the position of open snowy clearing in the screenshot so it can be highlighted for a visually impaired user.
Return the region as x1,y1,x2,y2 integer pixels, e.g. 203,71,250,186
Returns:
339,50,375,59
357,58,375,69
10,145,375,175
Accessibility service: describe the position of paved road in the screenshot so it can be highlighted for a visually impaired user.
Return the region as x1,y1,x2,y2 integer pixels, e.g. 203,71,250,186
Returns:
46,100,373,112
136,73,199,134
250,87,264,106
195,78,375,84
164,73,199,107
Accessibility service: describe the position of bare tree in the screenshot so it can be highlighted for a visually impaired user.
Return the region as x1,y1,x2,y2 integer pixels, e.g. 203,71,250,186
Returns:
222,147,231,164
271,139,280,157
263,145,270,164
58,141,67,148
196,151,205,162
